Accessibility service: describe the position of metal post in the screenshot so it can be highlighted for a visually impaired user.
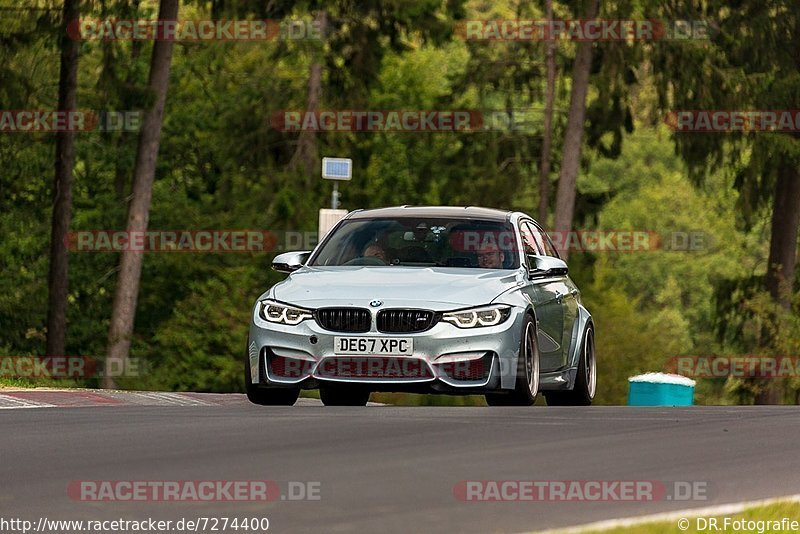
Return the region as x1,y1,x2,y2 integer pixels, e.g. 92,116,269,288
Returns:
331,182,340,209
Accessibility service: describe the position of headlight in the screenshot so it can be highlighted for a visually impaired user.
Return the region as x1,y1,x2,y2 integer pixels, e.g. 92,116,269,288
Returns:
259,300,313,325
442,305,512,328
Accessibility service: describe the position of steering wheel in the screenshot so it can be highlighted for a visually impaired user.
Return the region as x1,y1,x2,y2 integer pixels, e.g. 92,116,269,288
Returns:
343,256,387,266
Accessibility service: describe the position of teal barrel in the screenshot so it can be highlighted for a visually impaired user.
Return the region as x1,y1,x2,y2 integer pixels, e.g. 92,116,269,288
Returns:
628,373,695,406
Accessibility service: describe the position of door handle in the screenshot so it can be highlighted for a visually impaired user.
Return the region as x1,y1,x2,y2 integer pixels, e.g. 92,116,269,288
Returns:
555,291,563,303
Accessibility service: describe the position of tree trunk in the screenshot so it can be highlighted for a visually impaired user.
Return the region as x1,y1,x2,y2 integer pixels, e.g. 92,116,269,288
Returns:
754,161,800,405
104,0,179,389
289,10,326,179
765,162,800,309
538,0,556,225
553,0,599,259
45,0,80,358
115,0,142,201
757,20,800,405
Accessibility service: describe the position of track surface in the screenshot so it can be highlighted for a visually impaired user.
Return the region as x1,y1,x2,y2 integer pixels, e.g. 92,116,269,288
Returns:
1,396,798,533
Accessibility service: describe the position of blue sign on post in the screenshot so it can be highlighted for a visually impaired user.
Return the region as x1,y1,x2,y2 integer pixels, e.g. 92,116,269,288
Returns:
321,157,352,211
322,157,352,180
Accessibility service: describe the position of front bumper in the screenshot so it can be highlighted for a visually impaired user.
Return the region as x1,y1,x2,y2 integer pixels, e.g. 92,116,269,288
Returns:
247,305,526,394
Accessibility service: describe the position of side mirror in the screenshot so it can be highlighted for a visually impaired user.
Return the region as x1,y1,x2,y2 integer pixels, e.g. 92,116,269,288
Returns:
272,251,311,274
527,255,568,278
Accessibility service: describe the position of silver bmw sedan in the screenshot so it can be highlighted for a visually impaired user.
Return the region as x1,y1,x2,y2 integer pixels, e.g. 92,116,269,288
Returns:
246,206,596,406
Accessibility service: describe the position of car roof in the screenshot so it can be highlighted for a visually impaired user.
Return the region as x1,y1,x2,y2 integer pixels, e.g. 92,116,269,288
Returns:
346,205,514,222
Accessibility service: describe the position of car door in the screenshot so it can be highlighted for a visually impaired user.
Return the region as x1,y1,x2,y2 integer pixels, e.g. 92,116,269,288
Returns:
536,222,580,360
526,220,578,370
517,221,564,372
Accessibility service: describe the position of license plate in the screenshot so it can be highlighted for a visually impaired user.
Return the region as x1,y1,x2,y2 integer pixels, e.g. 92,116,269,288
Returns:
334,337,413,355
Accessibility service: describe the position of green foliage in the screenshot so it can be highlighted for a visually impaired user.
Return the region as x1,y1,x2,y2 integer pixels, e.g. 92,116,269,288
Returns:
582,259,689,404
648,0,800,223
575,128,772,404
141,265,268,392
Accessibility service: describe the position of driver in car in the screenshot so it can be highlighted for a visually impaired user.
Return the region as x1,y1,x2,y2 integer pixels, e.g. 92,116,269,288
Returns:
476,241,505,269
362,243,388,262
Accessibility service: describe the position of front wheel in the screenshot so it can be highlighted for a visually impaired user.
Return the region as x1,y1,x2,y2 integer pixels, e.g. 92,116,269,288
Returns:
244,357,300,406
545,324,596,406
486,314,539,406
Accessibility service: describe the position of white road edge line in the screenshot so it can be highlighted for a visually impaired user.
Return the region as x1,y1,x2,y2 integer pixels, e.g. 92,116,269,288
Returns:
527,494,800,534
132,392,211,406
0,394,57,409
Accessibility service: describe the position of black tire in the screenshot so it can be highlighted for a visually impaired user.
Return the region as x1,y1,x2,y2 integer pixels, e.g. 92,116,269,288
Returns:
319,385,370,406
485,314,539,406
244,356,300,406
544,324,596,406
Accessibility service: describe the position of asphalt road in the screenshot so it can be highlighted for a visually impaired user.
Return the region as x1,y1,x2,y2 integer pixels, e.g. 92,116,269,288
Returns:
1,403,799,533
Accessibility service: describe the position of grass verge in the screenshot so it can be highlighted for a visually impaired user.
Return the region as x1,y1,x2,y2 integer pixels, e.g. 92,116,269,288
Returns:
581,500,800,533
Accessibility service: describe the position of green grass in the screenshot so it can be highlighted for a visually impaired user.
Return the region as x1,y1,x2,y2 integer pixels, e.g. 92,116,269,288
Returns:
0,376,40,388
0,376,83,389
590,501,800,533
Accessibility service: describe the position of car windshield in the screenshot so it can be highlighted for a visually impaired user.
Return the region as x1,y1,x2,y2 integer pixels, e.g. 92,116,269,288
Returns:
309,217,519,269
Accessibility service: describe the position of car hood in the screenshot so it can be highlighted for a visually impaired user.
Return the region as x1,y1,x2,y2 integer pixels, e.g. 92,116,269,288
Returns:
271,266,522,310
